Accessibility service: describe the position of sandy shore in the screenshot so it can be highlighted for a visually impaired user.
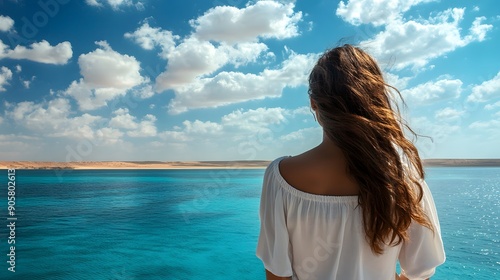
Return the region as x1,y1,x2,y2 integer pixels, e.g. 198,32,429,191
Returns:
1,159,499,170
422,159,500,167
0,160,272,170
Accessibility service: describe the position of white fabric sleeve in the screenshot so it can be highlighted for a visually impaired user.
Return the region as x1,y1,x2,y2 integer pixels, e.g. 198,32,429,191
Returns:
399,180,446,280
256,163,293,277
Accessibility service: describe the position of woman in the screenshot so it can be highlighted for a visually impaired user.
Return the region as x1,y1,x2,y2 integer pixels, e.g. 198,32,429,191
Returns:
256,45,445,280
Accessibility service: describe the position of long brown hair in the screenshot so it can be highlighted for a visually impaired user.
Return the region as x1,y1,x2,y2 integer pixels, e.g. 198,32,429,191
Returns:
308,44,432,254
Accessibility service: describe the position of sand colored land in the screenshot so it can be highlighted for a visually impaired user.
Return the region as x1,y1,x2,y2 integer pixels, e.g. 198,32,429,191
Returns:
422,159,500,167
0,160,272,170
1,159,499,170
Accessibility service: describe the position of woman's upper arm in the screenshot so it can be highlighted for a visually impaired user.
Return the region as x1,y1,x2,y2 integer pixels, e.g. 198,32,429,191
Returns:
256,162,294,277
399,180,445,279
266,269,292,280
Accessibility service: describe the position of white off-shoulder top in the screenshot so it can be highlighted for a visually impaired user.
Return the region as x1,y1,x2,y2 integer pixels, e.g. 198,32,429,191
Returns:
256,156,445,280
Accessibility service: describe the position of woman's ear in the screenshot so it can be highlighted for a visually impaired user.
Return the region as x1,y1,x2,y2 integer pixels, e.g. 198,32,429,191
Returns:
309,98,319,123
310,98,318,111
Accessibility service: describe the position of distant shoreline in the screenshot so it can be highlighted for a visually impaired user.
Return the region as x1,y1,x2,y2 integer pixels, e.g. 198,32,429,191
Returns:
0,160,271,170
1,159,500,170
422,159,500,167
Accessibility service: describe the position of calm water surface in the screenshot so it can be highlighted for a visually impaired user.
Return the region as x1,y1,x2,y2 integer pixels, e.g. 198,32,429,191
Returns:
0,167,498,279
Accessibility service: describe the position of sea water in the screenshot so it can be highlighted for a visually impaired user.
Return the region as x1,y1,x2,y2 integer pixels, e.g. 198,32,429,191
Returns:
0,167,498,279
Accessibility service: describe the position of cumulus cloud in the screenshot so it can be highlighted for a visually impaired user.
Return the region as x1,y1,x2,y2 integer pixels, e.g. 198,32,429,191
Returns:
485,101,500,110
166,52,318,114
467,16,491,42
469,119,500,130
6,98,102,139
120,1,309,114
182,120,223,135
79,41,143,89
0,40,73,65
159,106,300,142
384,72,411,90
124,21,179,59
86,0,144,10
280,127,321,141
125,1,305,111
467,71,500,102
109,108,157,137
434,107,464,122
191,1,302,43
222,107,288,131
336,0,434,26
401,78,462,104
0,66,13,91
65,41,146,110
155,38,268,92
360,8,492,70
0,15,14,32
158,120,222,142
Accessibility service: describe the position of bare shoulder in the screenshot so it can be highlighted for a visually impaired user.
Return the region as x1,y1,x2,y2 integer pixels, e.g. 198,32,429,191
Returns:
279,152,314,180
278,150,359,196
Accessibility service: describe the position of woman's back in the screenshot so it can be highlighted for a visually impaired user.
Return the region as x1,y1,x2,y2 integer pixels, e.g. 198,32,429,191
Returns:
278,145,359,197
256,44,445,279
257,156,444,280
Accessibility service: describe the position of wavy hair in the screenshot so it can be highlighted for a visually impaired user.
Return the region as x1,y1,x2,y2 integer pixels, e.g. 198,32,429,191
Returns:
308,44,433,254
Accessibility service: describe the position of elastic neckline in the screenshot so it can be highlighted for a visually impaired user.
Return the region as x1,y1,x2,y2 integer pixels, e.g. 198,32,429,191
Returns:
272,156,359,203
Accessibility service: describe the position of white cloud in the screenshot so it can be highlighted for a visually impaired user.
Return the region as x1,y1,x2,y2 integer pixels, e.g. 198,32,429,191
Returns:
133,84,155,99
6,98,102,139
222,107,287,130
158,130,190,142
434,107,464,122
410,116,462,157
182,120,223,134
95,127,124,145
86,0,144,10
191,1,302,43
0,66,13,91
85,0,101,6
124,22,179,59
155,37,268,92
0,15,14,32
22,76,36,89
127,114,157,137
336,0,434,26
0,40,72,65
360,9,492,70
166,51,318,114
485,101,500,110
152,1,305,96
290,106,310,116
384,72,411,90
158,119,222,142
401,78,462,104
109,108,157,137
109,108,138,129
79,41,143,89
467,16,491,42
159,106,302,144
280,127,321,141
15,65,21,73
65,41,146,110
467,71,500,102
469,119,500,130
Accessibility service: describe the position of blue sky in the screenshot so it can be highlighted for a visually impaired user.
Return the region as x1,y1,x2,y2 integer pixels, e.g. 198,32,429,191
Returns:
0,0,499,161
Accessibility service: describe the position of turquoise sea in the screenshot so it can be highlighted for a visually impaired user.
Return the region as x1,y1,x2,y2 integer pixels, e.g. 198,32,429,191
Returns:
0,167,498,279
